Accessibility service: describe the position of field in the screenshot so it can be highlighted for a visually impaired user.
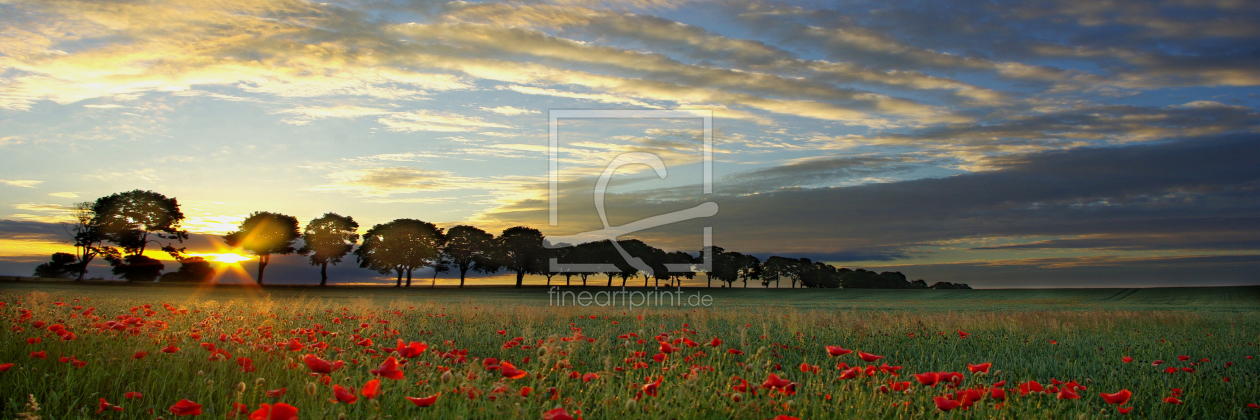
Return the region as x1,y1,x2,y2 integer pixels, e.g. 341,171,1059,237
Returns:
1,282,1258,419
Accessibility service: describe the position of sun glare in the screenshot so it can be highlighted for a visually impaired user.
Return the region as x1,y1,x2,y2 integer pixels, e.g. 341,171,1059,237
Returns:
189,253,252,264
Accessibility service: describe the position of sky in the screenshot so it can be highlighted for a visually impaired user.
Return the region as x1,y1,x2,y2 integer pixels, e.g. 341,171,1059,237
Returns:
1,0,1258,288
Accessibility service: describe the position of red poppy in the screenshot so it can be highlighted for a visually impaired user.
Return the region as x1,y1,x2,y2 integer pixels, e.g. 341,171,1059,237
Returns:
989,388,1006,400
266,388,286,398
331,384,358,404
169,399,203,416
966,363,991,373
405,393,440,407
769,416,801,420
934,396,960,411
248,403,298,420
370,356,405,380
491,360,523,379
303,354,334,374
1118,407,1134,414
1163,396,1183,405
1058,389,1081,399
355,338,373,347
1100,389,1132,405
125,392,143,399
98,398,124,413
858,351,884,362
1177,355,1190,361
30,351,46,359
1019,380,1044,396
285,339,303,351
161,345,179,353
520,386,532,397
132,351,147,359
582,373,598,382
957,330,970,338
708,338,722,347
727,349,744,355
642,376,663,397
838,366,861,380
394,341,428,358
362,379,381,399
825,345,853,357
915,372,940,386
1121,356,1133,363
659,341,679,354
543,407,575,420
0,363,13,372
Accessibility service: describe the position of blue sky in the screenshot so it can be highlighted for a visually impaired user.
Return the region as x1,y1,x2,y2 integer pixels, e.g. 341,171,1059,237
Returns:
1,0,1258,287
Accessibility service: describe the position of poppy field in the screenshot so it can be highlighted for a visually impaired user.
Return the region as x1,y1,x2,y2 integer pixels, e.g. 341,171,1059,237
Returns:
1,285,1258,419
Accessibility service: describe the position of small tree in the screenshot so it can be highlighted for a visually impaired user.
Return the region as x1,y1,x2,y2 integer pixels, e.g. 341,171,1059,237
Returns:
355,219,444,287
441,225,498,288
63,202,113,281
160,257,214,282
33,253,78,279
297,213,359,286
224,211,301,285
495,226,546,288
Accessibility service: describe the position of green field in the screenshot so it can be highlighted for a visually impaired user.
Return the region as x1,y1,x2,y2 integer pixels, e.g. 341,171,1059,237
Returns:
1,281,1258,419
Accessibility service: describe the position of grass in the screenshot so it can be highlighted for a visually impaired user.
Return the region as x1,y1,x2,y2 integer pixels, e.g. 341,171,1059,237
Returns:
1,281,1258,419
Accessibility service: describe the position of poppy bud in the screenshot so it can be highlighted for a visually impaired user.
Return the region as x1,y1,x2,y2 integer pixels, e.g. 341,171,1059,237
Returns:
255,378,266,387
197,370,204,376
338,413,347,420
305,382,317,395
440,371,452,383
236,382,246,393
625,399,637,410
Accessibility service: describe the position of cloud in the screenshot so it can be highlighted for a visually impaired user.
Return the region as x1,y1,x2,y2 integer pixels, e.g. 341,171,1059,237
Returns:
13,203,73,213
272,105,393,125
481,106,540,116
377,110,513,133
48,192,79,198
0,180,43,188
309,167,467,196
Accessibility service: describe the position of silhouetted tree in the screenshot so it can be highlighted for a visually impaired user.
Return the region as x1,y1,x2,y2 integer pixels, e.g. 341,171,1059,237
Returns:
297,213,359,286
224,211,301,285
735,253,761,288
441,225,498,288
664,250,696,287
160,257,214,282
495,226,545,288
92,190,188,280
761,256,799,288
355,219,444,287
33,253,78,278
63,202,112,281
930,281,972,289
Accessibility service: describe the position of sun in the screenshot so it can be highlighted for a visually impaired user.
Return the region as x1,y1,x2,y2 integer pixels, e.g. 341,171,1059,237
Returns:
188,252,253,264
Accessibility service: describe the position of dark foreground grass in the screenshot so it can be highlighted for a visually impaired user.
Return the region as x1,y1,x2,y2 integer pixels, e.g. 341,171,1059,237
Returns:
1,281,1258,419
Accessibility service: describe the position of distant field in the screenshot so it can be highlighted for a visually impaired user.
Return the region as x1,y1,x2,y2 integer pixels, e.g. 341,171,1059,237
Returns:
1,281,1258,419
3,280,1259,311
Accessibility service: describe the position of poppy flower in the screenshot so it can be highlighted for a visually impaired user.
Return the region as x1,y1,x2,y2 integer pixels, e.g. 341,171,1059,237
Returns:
1163,396,1182,405
858,351,884,362
582,373,598,382
394,341,428,358
169,399,203,416
98,398,124,413
659,341,679,354
1100,389,1132,405
362,379,381,399
266,388,286,398
839,366,863,380
770,416,801,420
957,330,970,338
1058,389,1081,399
0,363,13,372
30,351,46,359
331,384,357,404
1177,355,1190,361
825,346,853,357
248,403,298,420
966,363,991,373
285,339,303,351
1118,407,1134,414
727,349,744,355
1248,403,1260,409
1019,380,1044,396
405,393,440,407
989,388,1006,400
914,372,939,386
933,396,960,411
303,354,334,374
500,361,528,379
543,407,575,420
132,351,147,359
370,356,404,380
125,392,143,399
1152,360,1164,366
520,386,532,397
708,338,722,347
642,376,663,397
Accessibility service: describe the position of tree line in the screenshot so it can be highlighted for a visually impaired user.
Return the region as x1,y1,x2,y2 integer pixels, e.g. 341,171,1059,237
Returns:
32,189,970,289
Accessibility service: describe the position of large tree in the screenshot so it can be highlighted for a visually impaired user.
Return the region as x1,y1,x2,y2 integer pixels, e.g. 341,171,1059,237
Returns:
735,253,762,288
761,256,800,288
224,211,301,285
441,225,498,288
297,213,359,286
92,190,188,281
62,202,113,281
495,226,546,288
355,219,444,287
664,250,696,287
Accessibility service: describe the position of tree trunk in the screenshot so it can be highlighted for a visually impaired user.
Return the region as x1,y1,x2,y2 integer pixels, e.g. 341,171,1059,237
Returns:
320,262,328,286
405,269,413,287
459,267,468,288
395,268,403,287
515,270,525,288
256,255,269,285
432,269,438,287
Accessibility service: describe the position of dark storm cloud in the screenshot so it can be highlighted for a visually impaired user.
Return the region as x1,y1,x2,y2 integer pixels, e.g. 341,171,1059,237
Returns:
0,219,68,241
